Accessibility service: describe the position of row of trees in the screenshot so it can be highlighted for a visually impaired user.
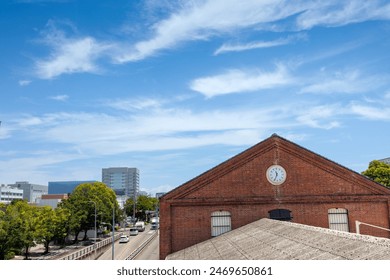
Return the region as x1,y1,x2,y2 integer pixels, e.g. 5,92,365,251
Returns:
0,200,69,260
0,182,120,260
0,182,160,260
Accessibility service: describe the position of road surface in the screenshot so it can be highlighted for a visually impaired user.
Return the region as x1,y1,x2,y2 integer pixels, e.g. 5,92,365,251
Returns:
97,224,158,260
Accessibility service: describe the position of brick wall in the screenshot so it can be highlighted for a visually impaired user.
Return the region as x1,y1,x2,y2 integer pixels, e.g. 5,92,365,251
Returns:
159,135,390,259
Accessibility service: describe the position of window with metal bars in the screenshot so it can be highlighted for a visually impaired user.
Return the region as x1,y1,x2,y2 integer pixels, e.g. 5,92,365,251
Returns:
328,208,349,232
268,209,292,221
211,211,231,237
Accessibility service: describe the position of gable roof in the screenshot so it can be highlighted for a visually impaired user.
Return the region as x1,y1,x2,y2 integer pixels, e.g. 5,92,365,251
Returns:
166,218,390,260
161,134,390,200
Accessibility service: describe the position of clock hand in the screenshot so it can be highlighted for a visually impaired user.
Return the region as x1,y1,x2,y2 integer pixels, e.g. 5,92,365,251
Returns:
275,171,278,180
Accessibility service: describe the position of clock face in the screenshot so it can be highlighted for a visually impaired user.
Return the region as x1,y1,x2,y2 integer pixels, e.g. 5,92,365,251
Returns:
266,165,287,185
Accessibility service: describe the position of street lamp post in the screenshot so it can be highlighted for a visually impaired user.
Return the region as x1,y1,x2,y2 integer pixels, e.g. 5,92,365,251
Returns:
112,205,115,260
88,201,97,245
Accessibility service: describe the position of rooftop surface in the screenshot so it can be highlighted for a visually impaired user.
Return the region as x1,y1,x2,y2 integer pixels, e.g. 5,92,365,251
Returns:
166,219,390,260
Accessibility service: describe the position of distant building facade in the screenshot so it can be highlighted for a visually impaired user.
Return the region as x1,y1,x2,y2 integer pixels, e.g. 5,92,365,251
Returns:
156,192,166,199
102,167,139,199
9,181,48,203
379,158,390,165
37,194,69,209
0,184,23,203
48,180,97,194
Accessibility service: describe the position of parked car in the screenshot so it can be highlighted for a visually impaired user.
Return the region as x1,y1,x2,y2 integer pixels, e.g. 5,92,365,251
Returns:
129,228,139,236
119,235,129,243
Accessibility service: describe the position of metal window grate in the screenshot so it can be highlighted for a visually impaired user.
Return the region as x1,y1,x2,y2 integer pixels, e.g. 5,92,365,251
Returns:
268,209,292,221
211,211,231,237
328,208,349,232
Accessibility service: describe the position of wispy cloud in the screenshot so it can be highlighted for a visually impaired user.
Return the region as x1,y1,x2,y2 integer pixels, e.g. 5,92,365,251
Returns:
31,1,390,78
105,97,164,112
18,80,32,86
190,64,292,98
114,1,390,63
113,0,305,62
295,104,342,129
49,94,69,101
348,104,390,120
296,1,390,29
214,34,307,55
34,21,113,79
299,70,388,95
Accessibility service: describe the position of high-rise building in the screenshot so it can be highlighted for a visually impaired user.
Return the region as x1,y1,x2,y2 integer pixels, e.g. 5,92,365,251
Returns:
102,167,139,199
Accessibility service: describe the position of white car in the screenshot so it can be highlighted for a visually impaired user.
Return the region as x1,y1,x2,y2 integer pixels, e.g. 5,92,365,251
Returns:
119,235,129,243
129,228,139,236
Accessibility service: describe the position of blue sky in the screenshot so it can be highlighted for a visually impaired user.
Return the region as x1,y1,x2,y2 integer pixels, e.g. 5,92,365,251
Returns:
1,0,390,195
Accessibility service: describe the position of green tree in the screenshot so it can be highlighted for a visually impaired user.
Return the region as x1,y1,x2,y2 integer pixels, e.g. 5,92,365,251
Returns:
362,160,390,188
5,200,38,259
124,197,135,217
0,203,15,260
135,195,159,221
35,206,70,254
58,182,119,243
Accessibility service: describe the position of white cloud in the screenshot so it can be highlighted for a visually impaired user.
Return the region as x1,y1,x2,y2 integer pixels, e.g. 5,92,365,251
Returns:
49,95,69,101
18,80,32,86
31,1,390,77
0,124,11,139
300,70,387,95
34,21,113,79
349,104,390,120
113,0,306,62
296,1,390,29
214,34,306,55
296,104,342,129
190,64,292,97
106,97,164,111
36,36,111,79
6,103,294,157
114,0,390,63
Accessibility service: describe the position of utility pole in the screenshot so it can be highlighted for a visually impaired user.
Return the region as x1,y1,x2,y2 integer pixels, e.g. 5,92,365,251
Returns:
112,204,115,260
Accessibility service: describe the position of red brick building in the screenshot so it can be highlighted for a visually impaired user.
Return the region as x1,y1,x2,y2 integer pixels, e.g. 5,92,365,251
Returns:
159,134,390,259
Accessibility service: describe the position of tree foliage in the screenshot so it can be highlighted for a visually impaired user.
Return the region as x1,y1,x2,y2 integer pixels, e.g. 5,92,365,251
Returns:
58,182,120,242
124,195,158,221
362,160,390,187
0,181,120,259
0,200,39,259
35,206,70,254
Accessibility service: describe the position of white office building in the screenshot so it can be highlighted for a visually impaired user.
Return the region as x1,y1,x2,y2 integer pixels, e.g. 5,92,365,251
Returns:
9,181,48,203
102,167,139,200
379,157,390,165
0,184,23,203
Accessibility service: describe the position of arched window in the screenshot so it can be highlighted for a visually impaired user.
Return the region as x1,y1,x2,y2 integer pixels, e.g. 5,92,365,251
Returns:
268,209,292,221
328,208,349,232
211,211,231,237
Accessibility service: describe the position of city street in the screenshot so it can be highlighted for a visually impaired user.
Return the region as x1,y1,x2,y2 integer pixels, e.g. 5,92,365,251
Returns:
97,224,159,260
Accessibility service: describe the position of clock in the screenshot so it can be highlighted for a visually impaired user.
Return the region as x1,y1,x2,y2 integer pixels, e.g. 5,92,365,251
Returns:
266,165,287,185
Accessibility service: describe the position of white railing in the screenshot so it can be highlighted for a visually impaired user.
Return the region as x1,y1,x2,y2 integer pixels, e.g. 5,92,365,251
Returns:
58,232,123,260
355,220,390,235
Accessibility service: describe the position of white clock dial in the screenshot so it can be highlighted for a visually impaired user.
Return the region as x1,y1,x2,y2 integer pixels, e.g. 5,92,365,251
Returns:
266,165,287,185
